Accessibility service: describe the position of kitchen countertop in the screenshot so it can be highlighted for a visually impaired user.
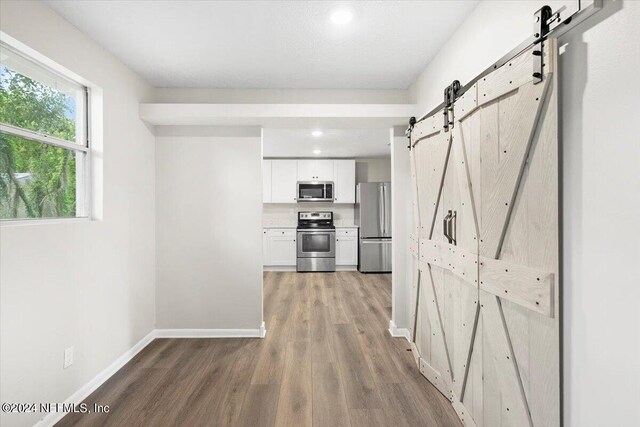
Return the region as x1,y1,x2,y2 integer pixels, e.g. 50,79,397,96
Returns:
263,221,358,229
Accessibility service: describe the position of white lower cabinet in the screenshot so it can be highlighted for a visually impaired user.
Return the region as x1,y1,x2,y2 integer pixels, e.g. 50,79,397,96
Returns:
265,229,297,266
264,227,357,268
262,229,269,264
336,228,358,266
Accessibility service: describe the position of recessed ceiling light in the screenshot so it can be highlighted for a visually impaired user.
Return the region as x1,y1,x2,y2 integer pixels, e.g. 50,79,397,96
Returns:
313,149,322,155
330,8,353,25
311,130,323,137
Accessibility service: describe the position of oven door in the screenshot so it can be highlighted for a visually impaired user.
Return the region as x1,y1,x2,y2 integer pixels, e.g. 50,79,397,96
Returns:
297,230,335,258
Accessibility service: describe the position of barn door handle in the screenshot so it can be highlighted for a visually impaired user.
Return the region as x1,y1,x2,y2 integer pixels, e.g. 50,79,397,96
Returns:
443,211,453,244
443,210,457,245
450,210,457,246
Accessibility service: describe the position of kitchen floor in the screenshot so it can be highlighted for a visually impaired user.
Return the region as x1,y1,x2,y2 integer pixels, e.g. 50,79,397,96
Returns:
57,272,460,427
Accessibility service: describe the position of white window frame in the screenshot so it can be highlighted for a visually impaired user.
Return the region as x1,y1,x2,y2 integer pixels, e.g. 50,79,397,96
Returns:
0,38,92,223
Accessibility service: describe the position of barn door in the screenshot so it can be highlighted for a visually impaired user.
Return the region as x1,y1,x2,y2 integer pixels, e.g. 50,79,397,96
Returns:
409,39,559,427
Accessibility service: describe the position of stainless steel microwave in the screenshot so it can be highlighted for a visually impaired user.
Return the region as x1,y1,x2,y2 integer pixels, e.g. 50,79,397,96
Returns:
297,181,334,202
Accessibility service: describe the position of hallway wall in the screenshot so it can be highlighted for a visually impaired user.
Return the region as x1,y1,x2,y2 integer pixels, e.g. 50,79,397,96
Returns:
155,135,263,330
391,129,411,332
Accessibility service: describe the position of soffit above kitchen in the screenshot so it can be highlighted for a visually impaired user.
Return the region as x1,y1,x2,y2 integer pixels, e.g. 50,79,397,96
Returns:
46,0,479,89
263,128,390,158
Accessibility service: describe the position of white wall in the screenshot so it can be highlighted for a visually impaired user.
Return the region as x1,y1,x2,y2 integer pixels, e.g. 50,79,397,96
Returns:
263,203,355,226
559,2,640,425
390,129,411,331
0,2,156,427
155,136,263,330
408,1,640,425
355,158,391,183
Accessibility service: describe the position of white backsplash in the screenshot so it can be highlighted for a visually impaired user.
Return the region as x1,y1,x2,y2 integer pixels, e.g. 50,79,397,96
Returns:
263,203,355,226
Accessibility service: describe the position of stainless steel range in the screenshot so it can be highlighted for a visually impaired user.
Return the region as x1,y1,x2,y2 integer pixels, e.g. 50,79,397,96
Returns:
296,211,336,272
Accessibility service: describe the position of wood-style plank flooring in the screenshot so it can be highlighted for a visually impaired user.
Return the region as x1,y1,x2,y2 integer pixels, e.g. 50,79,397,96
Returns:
57,272,461,426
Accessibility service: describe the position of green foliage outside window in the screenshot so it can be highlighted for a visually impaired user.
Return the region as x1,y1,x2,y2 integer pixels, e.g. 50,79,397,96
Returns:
0,67,78,219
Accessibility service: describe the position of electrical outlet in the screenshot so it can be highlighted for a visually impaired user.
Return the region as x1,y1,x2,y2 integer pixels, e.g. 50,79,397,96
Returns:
64,347,74,369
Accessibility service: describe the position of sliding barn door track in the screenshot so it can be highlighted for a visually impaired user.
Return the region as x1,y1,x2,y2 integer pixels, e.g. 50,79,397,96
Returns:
406,0,602,141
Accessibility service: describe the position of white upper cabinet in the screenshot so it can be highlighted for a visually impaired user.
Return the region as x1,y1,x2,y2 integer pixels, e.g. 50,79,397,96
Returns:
271,160,298,203
262,160,272,203
297,160,334,182
333,160,356,203
266,159,355,204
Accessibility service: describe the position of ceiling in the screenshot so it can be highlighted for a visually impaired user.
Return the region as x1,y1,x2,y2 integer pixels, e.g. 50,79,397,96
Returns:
262,128,390,158
47,0,478,89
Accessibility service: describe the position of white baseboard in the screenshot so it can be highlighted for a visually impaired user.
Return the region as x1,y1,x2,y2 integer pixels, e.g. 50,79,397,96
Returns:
34,322,266,427
155,322,266,338
35,329,157,427
388,320,411,341
263,266,296,271
263,266,357,272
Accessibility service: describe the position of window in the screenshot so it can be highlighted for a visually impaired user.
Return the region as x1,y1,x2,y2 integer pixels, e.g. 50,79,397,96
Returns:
0,41,89,220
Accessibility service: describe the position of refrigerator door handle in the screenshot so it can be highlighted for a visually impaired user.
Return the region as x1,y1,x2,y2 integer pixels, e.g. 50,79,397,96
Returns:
361,238,392,243
381,185,386,236
378,185,384,236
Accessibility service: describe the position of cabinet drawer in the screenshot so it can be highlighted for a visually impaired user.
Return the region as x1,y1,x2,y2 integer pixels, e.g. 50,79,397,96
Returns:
268,228,296,237
336,228,357,237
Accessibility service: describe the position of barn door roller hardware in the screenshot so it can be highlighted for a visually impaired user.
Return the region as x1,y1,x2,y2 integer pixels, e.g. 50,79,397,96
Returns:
413,1,602,124
406,116,417,150
533,5,553,84
443,80,461,131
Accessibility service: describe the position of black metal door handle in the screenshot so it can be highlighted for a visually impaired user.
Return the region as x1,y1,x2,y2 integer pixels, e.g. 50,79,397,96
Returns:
449,210,457,246
443,210,457,245
443,211,452,243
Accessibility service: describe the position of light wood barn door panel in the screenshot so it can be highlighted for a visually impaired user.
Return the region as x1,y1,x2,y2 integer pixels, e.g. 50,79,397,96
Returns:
474,40,558,427
408,144,426,365
410,116,456,398
443,117,481,406
451,85,484,427
409,39,559,427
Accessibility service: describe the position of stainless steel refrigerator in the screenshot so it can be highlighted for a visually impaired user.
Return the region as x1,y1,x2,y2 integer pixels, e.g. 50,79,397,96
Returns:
355,182,392,273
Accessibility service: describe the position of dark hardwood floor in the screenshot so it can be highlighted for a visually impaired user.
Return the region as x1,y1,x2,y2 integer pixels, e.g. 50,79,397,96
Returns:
57,271,461,426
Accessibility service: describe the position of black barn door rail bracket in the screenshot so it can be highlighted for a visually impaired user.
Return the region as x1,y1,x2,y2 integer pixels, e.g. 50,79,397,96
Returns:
533,5,553,84
406,116,416,150
443,80,461,131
